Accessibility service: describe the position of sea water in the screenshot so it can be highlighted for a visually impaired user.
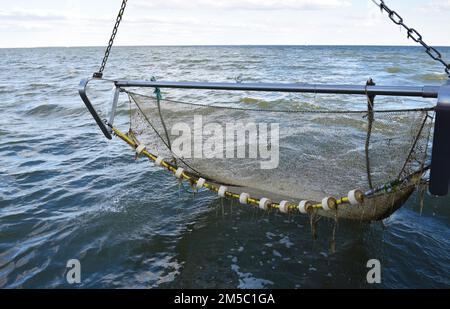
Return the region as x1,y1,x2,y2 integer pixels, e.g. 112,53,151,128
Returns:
0,46,449,288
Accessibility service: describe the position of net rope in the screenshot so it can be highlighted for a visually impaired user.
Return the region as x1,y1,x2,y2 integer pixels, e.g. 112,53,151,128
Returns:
117,87,435,220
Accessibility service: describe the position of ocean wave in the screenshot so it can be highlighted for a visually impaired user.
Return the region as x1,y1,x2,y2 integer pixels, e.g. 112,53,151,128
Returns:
239,97,275,109
28,83,52,90
239,97,325,111
13,169,61,184
419,73,448,81
25,104,66,116
18,160,47,168
0,85,9,95
386,67,402,74
240,97,262,105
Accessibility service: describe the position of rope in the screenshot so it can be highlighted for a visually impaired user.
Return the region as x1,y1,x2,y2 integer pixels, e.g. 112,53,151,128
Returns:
364,165,430,197
397,111,433,180
419,113,435,180
365,79,376,190
127,93,171,150
152,77,174,156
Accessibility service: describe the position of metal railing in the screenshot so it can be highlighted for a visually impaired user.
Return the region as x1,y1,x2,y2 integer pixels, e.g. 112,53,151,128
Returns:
114,80,440,98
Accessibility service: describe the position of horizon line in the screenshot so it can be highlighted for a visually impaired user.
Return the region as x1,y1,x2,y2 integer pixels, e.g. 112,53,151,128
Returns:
1,44,450,50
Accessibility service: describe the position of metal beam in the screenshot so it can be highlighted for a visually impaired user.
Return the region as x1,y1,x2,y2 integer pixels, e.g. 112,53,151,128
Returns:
115,80,440,98
430,81,450,196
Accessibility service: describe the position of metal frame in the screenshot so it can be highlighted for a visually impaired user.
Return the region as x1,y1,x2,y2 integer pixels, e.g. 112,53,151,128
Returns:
115,80,440,98
79,79,112,140
430,81,450,196
79,77,449,196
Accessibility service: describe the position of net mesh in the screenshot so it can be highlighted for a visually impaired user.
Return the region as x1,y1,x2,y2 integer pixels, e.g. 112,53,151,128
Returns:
125,89,434,203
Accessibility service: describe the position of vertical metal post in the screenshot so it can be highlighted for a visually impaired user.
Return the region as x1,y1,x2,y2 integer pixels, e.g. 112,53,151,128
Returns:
108,86,121,133
365,78,376,190
430,81,450,196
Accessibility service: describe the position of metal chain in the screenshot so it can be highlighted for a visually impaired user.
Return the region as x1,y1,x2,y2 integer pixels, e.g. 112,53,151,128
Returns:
93,0,128,78
372,0,450,77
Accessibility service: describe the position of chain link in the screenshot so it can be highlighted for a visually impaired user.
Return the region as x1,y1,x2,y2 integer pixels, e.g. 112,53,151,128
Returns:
93,0,128,78
372,0,450,77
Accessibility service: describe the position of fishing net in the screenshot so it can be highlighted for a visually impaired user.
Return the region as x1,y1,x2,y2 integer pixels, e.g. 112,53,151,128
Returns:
121,87,434,215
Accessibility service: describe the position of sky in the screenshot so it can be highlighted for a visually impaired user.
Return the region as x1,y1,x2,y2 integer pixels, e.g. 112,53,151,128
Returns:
0,0,449,48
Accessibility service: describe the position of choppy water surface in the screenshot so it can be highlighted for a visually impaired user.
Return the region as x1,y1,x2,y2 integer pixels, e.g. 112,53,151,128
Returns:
0,46,449,288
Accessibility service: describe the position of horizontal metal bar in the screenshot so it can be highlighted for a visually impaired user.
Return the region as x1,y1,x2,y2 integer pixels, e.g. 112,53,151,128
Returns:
115,80,440,98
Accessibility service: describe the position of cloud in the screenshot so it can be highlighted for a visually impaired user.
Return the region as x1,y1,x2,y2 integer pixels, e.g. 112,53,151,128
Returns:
420,0,450,12
133,0,350,11
0,8,67,21
0,8,125,27
0,1,449,48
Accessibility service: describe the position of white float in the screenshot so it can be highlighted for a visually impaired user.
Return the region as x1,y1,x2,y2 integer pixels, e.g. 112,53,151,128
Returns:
322,197,337,211
239,193,250,205
196,178,206,189
135,144,146,155
218,186,228,198
259,198,271,210
175,168,185,179
299,201,309,214
279,201,291,214
348,189,364,206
